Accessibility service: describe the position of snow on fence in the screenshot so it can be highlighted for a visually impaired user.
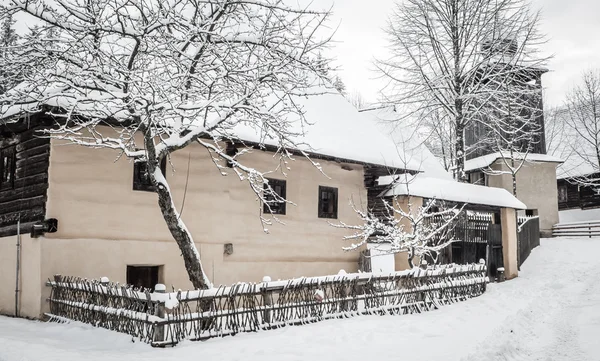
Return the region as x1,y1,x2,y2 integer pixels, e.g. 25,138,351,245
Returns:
46,264,488,347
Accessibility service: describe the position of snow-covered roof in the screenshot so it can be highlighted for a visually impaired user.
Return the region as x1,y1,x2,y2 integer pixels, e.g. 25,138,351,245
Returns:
232,92,424,171
359,107,452,180
464,152,563,172
547,109,598,179
381,174,527,210
1,87,424,172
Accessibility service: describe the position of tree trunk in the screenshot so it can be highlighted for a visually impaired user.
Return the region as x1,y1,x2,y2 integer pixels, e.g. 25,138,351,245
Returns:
511,156,518,197
407,247,415,268
143,132,211,290
451,1,467,183
454,118,466,182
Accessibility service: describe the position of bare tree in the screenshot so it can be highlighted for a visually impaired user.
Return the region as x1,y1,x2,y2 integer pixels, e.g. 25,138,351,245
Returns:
421,109,455,172
348,89,367,110
2,0,332,289
376,0,547,182
333,75,346,96
545,106,566,158
335,174,465,268
563,70,600,185
0,8,21,95
477,73,543,196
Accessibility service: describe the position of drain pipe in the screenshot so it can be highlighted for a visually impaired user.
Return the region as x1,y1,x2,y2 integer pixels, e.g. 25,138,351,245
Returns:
15,219,21,317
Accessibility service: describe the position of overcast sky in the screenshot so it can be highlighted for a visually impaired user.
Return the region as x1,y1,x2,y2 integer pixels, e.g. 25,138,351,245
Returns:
13,0,599,108
325,0,600,108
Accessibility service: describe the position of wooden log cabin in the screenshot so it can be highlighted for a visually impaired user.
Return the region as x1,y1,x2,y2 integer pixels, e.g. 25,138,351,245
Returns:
557,173,600,211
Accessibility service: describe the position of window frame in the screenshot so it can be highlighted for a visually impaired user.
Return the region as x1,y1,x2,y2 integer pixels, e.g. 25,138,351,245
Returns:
263,178,287,215
0,145,16,191
558,184,568,203
318,185,338,219
126,265,161,290
133,157,167,192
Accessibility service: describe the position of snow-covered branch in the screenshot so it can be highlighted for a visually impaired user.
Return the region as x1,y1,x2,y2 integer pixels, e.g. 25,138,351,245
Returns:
1,0,333,290
335,189,466,268
377,0,549,181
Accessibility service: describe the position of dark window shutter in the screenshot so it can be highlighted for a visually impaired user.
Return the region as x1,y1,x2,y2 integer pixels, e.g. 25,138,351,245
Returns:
263,178,287,215
318,186,338,219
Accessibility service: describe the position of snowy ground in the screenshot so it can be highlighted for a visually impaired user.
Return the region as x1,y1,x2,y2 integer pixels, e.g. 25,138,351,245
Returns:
1,237,600,361
559,208,600,223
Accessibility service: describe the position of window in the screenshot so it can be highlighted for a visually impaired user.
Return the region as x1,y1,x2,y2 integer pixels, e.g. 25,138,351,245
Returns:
263,178,286,215
318,186,338,219
558,185,568,203
133,158,167,192
0,146,16,190
127,265,160,290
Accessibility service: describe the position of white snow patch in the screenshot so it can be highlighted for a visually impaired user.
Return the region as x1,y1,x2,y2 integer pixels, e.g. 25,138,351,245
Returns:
366,243,395,274
232,91,426,172
559,208,600,223
154,284,166,292
164,297,179,310
360,107,452,180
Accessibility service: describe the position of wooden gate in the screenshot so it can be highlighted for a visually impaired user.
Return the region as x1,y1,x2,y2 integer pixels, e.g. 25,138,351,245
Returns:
486,224,503,279
450,213,503,280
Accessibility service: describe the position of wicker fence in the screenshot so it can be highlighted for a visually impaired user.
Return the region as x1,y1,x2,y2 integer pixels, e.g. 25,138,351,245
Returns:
47,264,488,347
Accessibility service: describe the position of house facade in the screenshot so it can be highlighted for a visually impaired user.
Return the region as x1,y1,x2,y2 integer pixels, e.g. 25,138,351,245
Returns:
464,154,562,236
0,92,427,319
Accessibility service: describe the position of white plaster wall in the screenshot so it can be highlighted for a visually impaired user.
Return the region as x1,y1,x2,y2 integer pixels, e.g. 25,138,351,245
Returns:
487,161,559,233
42,137,367,291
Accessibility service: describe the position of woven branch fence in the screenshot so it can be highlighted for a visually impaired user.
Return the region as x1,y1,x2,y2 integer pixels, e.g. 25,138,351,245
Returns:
47,264,488,347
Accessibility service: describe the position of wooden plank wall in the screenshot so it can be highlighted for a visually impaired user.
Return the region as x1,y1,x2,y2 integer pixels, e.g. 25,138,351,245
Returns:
557,176,600,211
0,128,50,237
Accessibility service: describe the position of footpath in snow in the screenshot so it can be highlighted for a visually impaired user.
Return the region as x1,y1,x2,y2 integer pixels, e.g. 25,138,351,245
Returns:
1,237,600,361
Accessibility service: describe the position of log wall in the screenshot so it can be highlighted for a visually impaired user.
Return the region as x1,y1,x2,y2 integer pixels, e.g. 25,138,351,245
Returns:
0,128,50,237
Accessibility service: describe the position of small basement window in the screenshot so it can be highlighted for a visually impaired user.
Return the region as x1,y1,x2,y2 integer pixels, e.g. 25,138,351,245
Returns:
0,146,16,191
133,158,167,192
127,265,160,290
318,186,338,219
263,178,287,215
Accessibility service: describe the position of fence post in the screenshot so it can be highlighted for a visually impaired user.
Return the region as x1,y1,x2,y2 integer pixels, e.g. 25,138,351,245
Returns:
153,284,166,344
51,274,62,316
261,276,272,326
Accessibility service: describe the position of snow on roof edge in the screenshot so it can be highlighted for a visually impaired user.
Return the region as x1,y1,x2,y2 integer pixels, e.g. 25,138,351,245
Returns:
382,174,527,210
465,152,564,172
